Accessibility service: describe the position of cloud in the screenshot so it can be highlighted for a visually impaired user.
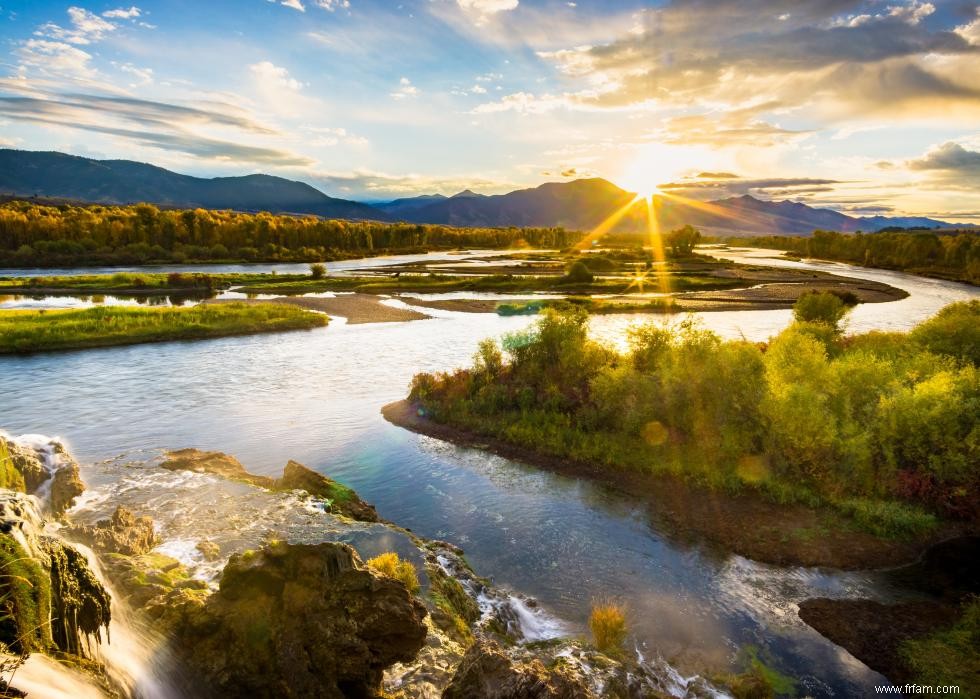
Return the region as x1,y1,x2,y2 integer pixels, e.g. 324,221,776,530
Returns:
305,168,518,198
659,174,845,200
37,7,116,45
907,141,980,173
17,40,95,78
390,77,419,99
313,0,350,10
103,6,141,20
456,0,518,15
280,0,305,11
250,61,303,92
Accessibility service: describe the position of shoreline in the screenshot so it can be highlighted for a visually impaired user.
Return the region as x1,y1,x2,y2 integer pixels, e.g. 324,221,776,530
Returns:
381,399,964,571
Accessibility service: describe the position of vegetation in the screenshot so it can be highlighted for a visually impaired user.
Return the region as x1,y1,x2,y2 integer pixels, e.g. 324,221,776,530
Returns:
588,601,628,657
0,200,580,267
408,296,980,534
365,552,420,594
497,297,678,316
900,597,980,696
309,263,327,280
725,229,980,284
0,303,327,354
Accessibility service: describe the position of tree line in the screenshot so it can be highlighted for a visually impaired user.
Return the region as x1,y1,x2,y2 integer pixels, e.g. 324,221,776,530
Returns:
727,229,980,284
0,201,581,267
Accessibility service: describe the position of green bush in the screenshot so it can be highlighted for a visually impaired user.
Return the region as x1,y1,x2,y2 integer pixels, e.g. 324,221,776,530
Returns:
792,291,849,330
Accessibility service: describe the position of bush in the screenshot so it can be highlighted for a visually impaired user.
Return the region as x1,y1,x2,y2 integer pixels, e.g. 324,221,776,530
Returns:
792,291,848,330
309,263,327,280
910,300,979,365
589,601,627,656
561,260,594,284
365,552,420,593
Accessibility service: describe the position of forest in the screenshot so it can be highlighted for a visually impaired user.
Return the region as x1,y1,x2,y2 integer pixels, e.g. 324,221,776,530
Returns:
726,229,980,284
0,200,580,266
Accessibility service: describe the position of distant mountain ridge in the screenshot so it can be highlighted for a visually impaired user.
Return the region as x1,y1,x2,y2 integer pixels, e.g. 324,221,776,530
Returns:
0,149,387,221
0,149,954,235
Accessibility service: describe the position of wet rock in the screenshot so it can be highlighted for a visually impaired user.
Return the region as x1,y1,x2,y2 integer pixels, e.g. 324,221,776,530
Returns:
1,436,84,517
196,539,221,561
175,541,427,698
161,448,275,488
65,506,157,556
442,639,593,699
0,491,111,656
275,460,379,522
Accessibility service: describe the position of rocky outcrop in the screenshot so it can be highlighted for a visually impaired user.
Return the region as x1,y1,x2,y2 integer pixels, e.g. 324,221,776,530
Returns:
65,506,157,556
161,448,275,488
175,541,427,698
1,435,84,517
0,492,110,656
442,639,592,699
162,448,380,522
275,460,379,522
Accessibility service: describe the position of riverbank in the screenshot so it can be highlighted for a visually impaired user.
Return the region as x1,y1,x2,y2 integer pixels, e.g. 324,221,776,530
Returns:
382,400,962,570
206,294,431,324
0,302,327,354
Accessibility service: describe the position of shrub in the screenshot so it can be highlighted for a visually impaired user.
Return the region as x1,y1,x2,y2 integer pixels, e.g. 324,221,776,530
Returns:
836,498,938,538
588,601,627,656
365,552,420,593
309,263,327,280
910,300,979,365
792,291,849,330
561,260,594,284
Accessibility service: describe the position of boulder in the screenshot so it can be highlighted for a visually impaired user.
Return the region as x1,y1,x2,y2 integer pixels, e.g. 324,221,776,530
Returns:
275,460,379,522
161,448,275,488
1,436,84,517
176,541,427,698
65,505,157,556
442,639,593,699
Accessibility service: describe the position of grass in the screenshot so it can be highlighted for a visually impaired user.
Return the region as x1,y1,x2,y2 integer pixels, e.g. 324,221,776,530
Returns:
497,297,678,316
0,272,309,294
588,601,627,657
0,302,327,354
900,597,980,697
365,552,420,593
835,498,938,538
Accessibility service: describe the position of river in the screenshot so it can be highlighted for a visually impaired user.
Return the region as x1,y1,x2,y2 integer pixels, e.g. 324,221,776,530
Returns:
1,248,976,697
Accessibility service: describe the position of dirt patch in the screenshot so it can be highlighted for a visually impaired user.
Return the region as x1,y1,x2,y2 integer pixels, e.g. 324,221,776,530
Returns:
798,598,958,683
381,400,962,570
209,294,430,324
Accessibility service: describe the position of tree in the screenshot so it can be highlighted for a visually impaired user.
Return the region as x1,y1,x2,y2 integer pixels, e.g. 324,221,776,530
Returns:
309,263,327,280
562,260,594,284
666,225,701,256
793,291,849,331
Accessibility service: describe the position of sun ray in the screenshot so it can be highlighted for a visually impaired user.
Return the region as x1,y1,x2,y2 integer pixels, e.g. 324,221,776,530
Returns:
572,194,645,250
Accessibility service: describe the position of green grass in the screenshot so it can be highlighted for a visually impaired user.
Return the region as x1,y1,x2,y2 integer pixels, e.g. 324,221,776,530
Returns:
0,302,327,354
835,498,938,538
0,272,310,294
900,597,980,697
497,297,679,316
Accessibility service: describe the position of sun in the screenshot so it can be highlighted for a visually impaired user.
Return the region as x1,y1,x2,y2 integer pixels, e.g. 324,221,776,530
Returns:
614,143,710,198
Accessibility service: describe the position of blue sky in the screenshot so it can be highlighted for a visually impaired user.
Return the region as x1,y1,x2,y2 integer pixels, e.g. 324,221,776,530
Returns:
0,0,979,220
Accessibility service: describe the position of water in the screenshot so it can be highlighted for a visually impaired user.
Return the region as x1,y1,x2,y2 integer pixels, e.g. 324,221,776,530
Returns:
1,250,976,696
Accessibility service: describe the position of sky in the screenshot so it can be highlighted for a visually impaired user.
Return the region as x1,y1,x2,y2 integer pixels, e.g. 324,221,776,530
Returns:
0,0,978,220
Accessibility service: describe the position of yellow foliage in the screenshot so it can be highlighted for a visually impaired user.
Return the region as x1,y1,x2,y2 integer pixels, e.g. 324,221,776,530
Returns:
366,552,420,593
589,601,628,656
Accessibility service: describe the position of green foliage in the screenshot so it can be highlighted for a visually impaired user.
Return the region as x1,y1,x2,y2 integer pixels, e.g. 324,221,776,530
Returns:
900,597,980,697
0,200,580,267
728,229,980,285
792,291,849,330
0,302,327,354
666,225,702,256
309,263,327,280
0,534,51,654
365,552,420,594
408,301,980,532
910,300,980,365
0,441,26,493
562,260,594,284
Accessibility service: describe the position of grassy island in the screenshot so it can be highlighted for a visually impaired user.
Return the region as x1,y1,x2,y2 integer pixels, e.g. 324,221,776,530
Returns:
393,295,979,566
0,302,327,354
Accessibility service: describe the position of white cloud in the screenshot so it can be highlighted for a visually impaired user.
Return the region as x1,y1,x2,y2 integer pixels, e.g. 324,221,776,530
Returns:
17,39,95,77
390,77,419,99
36,6,117,45
118,62,153,87
313,0,350,10
250,61,303,92
103,6,141,20
280,0,305,12
456,0,518,13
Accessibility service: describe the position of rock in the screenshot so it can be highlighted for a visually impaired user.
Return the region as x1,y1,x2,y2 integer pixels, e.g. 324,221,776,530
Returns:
1,436,84,517
275,460,379,522
161,448,275,488
162,449,381,522
175,541,427,698
0,492,111,656
442,639,593,699
196,540,222,561
65,506,157,556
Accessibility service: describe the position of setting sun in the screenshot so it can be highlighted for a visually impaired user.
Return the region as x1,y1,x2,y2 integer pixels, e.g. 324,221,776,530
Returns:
615,143,710,197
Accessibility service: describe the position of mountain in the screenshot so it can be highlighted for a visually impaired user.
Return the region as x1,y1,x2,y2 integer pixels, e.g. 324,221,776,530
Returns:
374,193,447,217
390,180,953,236
0,149,387,221
0,149,954,235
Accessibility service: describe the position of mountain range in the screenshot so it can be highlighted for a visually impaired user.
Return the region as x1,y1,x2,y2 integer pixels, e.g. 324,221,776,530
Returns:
0,149,953,236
